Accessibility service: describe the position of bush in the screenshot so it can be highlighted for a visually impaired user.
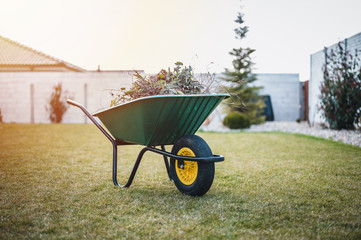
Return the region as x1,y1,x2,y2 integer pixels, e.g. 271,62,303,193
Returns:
46,83,70,123
223,112,251,129
320,42,361,130
0,108,3,123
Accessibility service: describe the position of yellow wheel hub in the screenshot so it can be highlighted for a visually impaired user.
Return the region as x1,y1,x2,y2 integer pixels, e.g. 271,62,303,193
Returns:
175,147,198,185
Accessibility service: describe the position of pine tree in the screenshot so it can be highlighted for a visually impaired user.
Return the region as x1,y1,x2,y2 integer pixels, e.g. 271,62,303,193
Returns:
223,12,265,124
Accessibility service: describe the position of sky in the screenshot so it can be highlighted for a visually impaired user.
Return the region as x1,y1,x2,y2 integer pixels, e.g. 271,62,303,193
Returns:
1,0,361,81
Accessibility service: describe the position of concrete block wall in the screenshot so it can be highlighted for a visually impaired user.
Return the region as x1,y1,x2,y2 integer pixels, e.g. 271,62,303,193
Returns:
215,73,300,122
0,76,31,123
309,32,361,124
0,71,137,123
1,71,300,124
255,74,300,121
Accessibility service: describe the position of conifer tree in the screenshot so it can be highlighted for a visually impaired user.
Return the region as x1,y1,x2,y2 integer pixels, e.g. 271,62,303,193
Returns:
223,12,265,124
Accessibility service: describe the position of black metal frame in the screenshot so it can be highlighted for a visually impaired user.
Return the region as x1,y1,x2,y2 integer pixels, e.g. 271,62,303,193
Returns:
67,100,224,188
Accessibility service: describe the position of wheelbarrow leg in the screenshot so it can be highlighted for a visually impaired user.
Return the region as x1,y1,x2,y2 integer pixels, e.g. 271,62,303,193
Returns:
113,145,172,187
161,145,173,181
112,142,145,188
67,99,143,188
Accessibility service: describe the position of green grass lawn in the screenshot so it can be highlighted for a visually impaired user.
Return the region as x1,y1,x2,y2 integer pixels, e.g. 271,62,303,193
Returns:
0,124,360,239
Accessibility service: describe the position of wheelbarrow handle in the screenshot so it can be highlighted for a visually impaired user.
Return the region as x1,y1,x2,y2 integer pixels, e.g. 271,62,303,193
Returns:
66,99,85,108
67,99,133,188
66,99,115,143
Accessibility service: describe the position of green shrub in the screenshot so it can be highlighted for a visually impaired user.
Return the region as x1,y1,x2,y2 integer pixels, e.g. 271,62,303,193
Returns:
223,112,251,129
320,42,361,129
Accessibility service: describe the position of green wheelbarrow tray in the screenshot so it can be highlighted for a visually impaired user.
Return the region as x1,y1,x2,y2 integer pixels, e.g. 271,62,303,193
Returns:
67,94,229,196
93,94,229,146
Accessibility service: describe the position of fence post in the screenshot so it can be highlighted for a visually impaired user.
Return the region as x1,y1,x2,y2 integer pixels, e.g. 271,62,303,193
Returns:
30,83,34,123
84,83,88,124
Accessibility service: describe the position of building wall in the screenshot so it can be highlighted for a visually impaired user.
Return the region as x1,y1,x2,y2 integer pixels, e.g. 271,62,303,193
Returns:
255,73,300,121
202,73,300,131
1,71,301,124
0,71,137,123
309,32,361,124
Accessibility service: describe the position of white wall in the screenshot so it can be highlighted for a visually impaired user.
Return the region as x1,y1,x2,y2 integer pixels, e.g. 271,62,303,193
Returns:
309,32,361,124
214,73,300,122
0,71,137,123
1,71,301,124
255,73,300,121
309,50,325,123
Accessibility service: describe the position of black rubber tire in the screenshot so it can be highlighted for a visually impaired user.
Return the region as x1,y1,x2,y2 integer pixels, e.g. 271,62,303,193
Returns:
170,135,215,196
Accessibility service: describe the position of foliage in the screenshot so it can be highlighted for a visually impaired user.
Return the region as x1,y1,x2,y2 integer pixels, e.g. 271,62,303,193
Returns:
320,42,361,129
223,111,250,129
0,108,2,123
110,62,206,106
222,12,265,125
45,82,70,123
197,71,221,94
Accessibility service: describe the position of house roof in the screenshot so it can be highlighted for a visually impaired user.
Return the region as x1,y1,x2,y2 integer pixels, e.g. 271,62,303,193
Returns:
0,35,85,72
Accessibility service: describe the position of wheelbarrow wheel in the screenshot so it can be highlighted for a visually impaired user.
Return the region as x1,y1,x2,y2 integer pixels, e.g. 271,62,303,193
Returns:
170,135,214,196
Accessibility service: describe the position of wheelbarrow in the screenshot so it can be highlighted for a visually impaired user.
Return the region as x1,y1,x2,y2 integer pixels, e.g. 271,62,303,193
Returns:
67,94,229,196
